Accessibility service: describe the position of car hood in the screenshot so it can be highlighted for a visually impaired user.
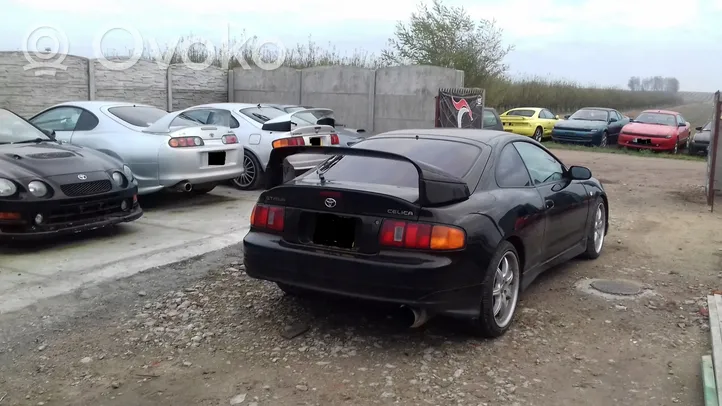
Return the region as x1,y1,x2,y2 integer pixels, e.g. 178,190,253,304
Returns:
0,142,122,180
694,130,711,142
622,122,675,136
554,119,607,130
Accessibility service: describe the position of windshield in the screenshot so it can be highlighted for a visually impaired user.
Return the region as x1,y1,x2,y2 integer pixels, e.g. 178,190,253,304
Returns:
0,109,51,144
569,109,609,121
239,107,286,123
301,137,482,188
107,106,168,127
506,109,536,117
704,121,712,131
633,112,676,126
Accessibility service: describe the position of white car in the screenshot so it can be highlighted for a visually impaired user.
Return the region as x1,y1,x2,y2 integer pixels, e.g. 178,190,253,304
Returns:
29,101,244,196
183,103,340,190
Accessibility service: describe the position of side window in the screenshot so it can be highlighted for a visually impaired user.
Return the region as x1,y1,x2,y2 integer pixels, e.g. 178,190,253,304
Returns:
230,116,239,129
613,111,622,120
495,144,532,188
30,107,83,132
542,110,554,119
483,110,499,127
513,142,564,185
676,115,686,125
74,110,100,131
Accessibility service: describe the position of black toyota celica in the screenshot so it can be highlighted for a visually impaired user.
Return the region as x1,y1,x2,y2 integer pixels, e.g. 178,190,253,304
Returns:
0,108,142,240
242,128,609,337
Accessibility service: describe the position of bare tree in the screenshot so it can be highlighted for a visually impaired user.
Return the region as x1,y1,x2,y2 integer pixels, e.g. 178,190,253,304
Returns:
627,76,641,91
381,0,514,86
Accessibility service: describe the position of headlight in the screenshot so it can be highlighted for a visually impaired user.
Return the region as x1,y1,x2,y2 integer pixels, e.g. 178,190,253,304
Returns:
0,178,17,197
122,165,134,181
28,181,49,197
112,172,125,186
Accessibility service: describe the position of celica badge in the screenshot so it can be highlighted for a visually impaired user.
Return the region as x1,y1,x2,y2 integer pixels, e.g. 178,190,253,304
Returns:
324,198,337,208
77,174,87,180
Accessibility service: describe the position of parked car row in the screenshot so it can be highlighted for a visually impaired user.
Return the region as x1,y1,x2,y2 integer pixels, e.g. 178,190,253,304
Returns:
500,106,704,155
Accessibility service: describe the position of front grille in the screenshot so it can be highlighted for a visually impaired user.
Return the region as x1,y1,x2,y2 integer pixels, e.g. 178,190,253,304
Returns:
60,180,112,197
46,195,127,225
622,131,667,138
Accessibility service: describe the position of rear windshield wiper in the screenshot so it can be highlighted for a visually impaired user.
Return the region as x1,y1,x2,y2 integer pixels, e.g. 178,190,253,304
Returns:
12,138,55,144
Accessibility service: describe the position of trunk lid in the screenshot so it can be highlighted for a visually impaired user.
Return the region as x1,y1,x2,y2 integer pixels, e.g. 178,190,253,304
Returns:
263,108,338,146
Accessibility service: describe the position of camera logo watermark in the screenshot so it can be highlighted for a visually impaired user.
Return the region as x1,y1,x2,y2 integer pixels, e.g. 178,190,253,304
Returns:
23,26,69,76
22,25,287,76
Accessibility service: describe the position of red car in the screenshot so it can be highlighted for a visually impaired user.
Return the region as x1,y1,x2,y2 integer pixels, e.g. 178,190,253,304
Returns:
618,109,691,153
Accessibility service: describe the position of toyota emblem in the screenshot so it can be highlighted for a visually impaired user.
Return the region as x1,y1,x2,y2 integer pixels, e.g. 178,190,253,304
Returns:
324,198,337,208
77,174,87,180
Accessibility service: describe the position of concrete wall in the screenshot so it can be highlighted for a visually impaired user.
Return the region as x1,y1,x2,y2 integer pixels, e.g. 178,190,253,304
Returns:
0,51,229,117
232,65,464,133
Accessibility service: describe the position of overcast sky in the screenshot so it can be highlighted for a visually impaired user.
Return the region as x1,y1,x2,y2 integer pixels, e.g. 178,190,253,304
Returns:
3,0,721,92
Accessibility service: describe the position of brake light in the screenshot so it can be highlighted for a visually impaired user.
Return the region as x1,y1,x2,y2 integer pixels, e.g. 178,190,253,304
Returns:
222,134,238,144
169,137,204,148
330,133,339,145
379,220,465,250
272,137,305,148
250,204,284,231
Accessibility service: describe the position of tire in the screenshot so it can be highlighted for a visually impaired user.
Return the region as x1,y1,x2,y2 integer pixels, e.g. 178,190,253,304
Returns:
598,131,608,147
581,198,606,260
532,127,543,142
469,241,521,338
232,151,264,190
190,184,217,195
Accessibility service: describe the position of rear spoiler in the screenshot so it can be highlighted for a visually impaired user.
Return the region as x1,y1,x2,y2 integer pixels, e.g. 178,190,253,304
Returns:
262,108,336,132
265,146,470,207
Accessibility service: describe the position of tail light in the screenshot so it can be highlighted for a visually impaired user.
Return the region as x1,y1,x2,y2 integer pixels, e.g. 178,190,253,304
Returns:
379,219,465,250
330,134,339,145
250,204,284,231
272,136,305,148
222,134,238,144
169,137,204,148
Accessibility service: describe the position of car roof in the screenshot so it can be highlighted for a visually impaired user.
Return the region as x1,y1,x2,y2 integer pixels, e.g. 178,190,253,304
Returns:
374,128,530,145
578,107,615,111
640,109,679,115
52,101,157,109
505,107,542,111
192,102,271,110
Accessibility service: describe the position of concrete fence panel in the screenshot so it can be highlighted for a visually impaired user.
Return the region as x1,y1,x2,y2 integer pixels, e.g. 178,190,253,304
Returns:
170,65,228,110
93,59,167,110
373,65,464,133
300,66,374,131
0,51,90,117
232,67,300,105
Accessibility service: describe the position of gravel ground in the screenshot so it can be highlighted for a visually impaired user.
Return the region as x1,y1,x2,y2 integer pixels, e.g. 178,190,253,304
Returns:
1,148,721,406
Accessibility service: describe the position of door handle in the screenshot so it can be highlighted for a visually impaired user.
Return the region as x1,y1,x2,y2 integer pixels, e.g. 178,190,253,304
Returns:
545,200,554,210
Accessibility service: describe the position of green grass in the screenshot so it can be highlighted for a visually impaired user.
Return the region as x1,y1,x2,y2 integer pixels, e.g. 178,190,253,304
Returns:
545,142,707,162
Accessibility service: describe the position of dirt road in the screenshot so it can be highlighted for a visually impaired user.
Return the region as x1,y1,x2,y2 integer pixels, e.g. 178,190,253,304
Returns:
1,149,721,406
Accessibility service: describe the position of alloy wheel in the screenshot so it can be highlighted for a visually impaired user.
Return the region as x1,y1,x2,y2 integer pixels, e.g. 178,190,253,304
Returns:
233,154,257,188
533,127,543,142
593,203,606,254
492,251,520,329
600,133,608,147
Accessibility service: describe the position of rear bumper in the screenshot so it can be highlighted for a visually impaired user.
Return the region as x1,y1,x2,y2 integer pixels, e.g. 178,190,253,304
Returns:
242,231,485,319
690,140,710,154
158,145,245,187
0,189,142,241
618,135,675,150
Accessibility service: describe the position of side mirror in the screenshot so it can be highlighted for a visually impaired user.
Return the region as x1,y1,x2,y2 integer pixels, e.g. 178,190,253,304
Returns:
568,165,592,181
42,129,56,139
609,117,618,123
678,122,686,127
564,114,571,119
696,126,703,131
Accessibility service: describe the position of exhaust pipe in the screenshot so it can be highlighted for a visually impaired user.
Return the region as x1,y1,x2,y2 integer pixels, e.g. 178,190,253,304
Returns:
402,305,431,328
174,181,193,192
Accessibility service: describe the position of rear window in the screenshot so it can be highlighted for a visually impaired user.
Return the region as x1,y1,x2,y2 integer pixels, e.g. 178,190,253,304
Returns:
507,109,535,117
301,138,482,188
240,107,286,123
107,106,168,127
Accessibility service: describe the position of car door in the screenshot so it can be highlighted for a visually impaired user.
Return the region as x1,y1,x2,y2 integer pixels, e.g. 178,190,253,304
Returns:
607,110,625,142
29,106,84,143
540,109,556,135
513,141,590,260
676,114,690,142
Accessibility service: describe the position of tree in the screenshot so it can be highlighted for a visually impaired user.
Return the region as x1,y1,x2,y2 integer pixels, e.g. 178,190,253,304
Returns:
381,0,513,86
663,77,680,93
627,76,641,91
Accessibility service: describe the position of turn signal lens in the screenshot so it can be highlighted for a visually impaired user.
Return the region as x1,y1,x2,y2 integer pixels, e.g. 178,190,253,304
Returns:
272,136,305,148
379,220,465,250
251,204,285,231
169,137,204,147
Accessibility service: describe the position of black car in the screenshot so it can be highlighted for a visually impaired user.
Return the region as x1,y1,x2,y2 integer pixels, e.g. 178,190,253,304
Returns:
688,121,713,156
242,129,609,337
0,108,142,240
